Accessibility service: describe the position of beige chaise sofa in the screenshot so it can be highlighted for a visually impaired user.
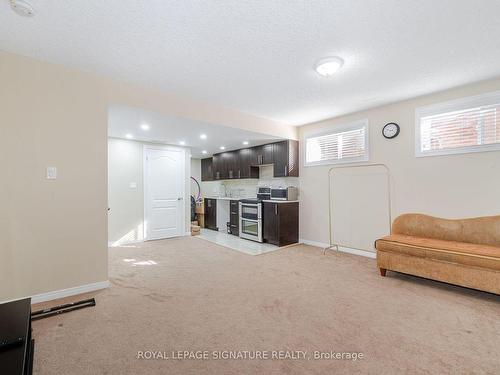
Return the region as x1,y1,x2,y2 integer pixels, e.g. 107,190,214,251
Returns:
375,214,500,295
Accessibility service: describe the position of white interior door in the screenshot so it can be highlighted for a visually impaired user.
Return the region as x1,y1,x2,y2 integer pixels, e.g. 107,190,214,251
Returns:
144,147,185,240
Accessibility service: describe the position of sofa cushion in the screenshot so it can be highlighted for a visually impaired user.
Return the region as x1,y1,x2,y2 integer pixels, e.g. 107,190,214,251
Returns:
376,234,500,271
392,214,500,247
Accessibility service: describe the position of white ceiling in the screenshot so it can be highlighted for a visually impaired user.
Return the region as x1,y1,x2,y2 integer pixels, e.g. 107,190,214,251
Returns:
108,106,281,158
2,1,500,125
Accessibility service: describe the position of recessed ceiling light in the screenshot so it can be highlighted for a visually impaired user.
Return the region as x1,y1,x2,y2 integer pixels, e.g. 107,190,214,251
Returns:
202,150,207,154
10,0,35,17
242,141,249,145
140,123,150,131
219,146,225,150
125,134,133,139
200,134,207,139
315,57,344,77
179,141,186,146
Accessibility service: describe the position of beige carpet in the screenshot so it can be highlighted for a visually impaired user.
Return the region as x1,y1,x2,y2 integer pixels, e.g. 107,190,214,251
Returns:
32,237,500,374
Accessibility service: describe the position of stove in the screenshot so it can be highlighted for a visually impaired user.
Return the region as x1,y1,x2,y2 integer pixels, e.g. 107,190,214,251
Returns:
239,199,263,242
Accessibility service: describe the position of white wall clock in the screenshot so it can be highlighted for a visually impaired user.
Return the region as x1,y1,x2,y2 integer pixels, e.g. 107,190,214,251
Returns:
382,123,400,139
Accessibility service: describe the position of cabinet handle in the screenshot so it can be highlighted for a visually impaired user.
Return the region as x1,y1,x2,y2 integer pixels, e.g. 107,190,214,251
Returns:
275,204,277,215
238,170,241,178
284,165,287,176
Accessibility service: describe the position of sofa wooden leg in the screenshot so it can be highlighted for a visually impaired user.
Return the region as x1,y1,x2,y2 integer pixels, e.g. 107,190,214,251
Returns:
379,268,387,277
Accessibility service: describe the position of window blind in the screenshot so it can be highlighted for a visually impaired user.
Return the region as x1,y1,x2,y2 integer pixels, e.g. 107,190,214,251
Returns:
416,91,500,157
305,122,368,165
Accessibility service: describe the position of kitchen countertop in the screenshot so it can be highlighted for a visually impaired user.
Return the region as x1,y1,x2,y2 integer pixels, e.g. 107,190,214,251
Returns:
206,196,239,201
206,197,299,204
261,200,299,204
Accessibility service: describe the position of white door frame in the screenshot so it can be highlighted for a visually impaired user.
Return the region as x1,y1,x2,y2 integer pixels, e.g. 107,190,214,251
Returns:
143,144,187,240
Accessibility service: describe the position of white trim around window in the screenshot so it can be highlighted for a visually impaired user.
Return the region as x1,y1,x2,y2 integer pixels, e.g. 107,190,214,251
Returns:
303,119,369,167
415,90,500,157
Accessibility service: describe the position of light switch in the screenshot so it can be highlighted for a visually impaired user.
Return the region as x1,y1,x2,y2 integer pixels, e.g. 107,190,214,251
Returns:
129,182,137,189
46,167,57,180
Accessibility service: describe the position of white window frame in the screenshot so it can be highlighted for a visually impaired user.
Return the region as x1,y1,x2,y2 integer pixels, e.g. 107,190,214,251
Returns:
303,119,369,167
415,90,500,157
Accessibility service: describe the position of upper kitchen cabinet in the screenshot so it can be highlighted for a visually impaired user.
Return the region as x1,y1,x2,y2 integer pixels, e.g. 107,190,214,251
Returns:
251,143,273,166
201,139,298,181
212,153,227,180
238,148,259,179
224,151,238,179
201,158,213,181
273,140,299,177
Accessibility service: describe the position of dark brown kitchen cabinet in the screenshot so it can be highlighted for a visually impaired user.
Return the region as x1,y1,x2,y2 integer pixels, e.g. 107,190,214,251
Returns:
201,158,213,181
212,153,227,180
224,152,238,179
204,198,217,230
273,140,299,177
229,200,239,236
263,201,299,246
251,143,273,165
238,148,259,179
202,139,298,181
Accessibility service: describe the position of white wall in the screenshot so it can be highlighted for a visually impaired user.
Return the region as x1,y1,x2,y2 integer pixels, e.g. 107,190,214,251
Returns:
298,78,500,246
108,139,144,243
1,50,296,302
108,138,191,244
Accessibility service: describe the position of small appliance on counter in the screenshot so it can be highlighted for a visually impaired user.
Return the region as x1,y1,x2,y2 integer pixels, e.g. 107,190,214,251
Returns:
257,186,271,200
270,186,298,201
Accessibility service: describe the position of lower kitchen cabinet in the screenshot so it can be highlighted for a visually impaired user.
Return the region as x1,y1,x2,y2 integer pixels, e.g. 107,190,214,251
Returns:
263,202,299,246
229,200,239,236
204,198,217,230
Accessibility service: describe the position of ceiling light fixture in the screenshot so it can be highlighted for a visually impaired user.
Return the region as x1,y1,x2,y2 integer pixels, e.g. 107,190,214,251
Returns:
200,134,207,139
179,141,186,146
219,146,225,150
315,57,344,77
242,141,249,145
10,0,35,17
140,123,150,131
125,134,133,139
202,150,207,154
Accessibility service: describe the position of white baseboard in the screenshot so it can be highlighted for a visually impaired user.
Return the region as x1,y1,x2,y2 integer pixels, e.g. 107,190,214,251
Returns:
299,239,376,259
30,281,110,304
299,238,330,248
336,246,377,259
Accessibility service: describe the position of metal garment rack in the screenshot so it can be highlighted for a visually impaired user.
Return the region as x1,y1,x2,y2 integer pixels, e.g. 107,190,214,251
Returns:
324,163,392,255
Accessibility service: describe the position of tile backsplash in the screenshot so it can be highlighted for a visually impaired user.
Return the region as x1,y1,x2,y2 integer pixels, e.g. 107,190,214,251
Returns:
201,165,299,199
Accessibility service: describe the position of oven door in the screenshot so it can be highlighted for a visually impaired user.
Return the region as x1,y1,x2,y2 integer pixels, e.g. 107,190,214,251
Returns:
239,218,262,242
240,203,260,220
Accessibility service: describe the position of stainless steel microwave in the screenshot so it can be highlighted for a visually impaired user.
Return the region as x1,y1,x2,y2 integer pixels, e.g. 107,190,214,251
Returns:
270,187,298,201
